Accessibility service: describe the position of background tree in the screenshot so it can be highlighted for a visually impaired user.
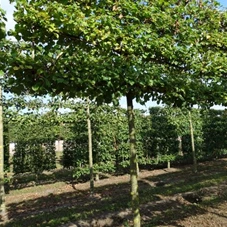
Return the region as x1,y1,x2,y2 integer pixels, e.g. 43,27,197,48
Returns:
202,109,227,158
165,107,203,171
149,107,179,168
12,111,57,175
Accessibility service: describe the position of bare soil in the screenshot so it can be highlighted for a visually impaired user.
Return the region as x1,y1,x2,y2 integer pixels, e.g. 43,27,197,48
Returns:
2,159,227,226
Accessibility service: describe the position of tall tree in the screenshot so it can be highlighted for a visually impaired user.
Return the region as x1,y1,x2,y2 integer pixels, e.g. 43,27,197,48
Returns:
189,110,197,173
86,98,94,193
0,5,7,222
7,1,227,226
0,84,7,221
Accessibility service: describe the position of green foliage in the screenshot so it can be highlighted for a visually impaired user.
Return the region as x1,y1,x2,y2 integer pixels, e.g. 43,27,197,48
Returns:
73,166,90,180
4,94,226,176
7,0,227,107
4,96,62,174
5,95,226,176
0,8,6,39
149,107,179,160
90,104,116,169
13,140,56,174
0,7,6,71
63,138,87,169
61,102,89,168
155,154,176,165
6,2,227,224
148,107,227,165
62,102,130,171
42,141,56,171
93,161,115,174
202,109,227,159
167,108,204,160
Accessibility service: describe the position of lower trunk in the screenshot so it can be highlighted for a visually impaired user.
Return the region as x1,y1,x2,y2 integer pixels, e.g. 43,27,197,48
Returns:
87,98,94,193
95,173,99,181
177,136,183,156
189,111,197,173
113,135,120,173
126,94,141,227
167,160,171,169
0,86,7,221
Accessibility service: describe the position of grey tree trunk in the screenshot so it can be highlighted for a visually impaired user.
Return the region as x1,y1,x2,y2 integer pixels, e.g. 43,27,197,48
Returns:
189,111,197,173
177,135,183,156
87,98,94,193
126,94,141,227
167,160,171,169
0,85,7,221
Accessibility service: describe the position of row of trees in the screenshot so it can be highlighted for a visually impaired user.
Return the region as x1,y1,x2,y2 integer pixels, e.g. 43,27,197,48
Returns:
7,101,227,176
1,1,227,226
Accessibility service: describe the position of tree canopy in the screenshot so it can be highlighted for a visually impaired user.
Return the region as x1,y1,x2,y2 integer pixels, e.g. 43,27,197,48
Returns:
6,0,227,107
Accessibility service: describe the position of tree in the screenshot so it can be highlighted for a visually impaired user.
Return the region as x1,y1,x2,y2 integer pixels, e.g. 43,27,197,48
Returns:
86,98,94,192
165,107,203,171
0,5,7,222
0,85,7,221
188,110,197,173
3,96,61,175
149,107,179,168
7,1,227,226
11,111,57,175
202,109,227,158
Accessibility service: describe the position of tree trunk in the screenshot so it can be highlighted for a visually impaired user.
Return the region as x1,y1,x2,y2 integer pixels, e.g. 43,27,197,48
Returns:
0,85,7,221
87,98,94,193
126,94,141,227
113,135,120,172
189,111,197,173
167,160,171,169
177,135,183,156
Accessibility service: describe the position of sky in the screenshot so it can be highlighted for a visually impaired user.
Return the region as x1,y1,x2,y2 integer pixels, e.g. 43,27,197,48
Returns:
219,0,227,7
1,0,226,110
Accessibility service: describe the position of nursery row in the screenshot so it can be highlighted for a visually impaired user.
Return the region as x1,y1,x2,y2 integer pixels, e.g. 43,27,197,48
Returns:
4,103,227,176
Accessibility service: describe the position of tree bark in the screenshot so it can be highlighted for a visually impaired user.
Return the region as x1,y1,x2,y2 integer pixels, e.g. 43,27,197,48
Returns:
113,135,120,172
87,98,94,193
189,111,197,173
0,85,7,221
177,135,183,156
167,160,171,169
126,94,141,227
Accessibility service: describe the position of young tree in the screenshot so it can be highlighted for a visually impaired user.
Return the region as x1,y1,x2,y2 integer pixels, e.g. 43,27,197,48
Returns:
86,98,94,193
0,5,7,222
165,107,203,171
7,1,227,226
188,110,197,173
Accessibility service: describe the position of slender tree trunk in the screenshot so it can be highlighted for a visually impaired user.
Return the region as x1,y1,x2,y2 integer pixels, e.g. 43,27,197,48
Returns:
189,111,197,173
177,135,183,156
0,86,7,221
126,94,141,227
167,160,171,169
113,135,120,172
87,98,94,193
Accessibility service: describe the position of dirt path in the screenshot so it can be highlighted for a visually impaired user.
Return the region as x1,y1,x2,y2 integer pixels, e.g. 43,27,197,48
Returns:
4,159,227,226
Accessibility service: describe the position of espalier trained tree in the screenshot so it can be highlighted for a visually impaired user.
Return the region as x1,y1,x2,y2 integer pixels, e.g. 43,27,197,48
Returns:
7,1,227,226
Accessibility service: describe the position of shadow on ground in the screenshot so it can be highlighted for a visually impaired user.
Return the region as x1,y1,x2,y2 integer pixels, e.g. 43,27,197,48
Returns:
1,159,227,227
